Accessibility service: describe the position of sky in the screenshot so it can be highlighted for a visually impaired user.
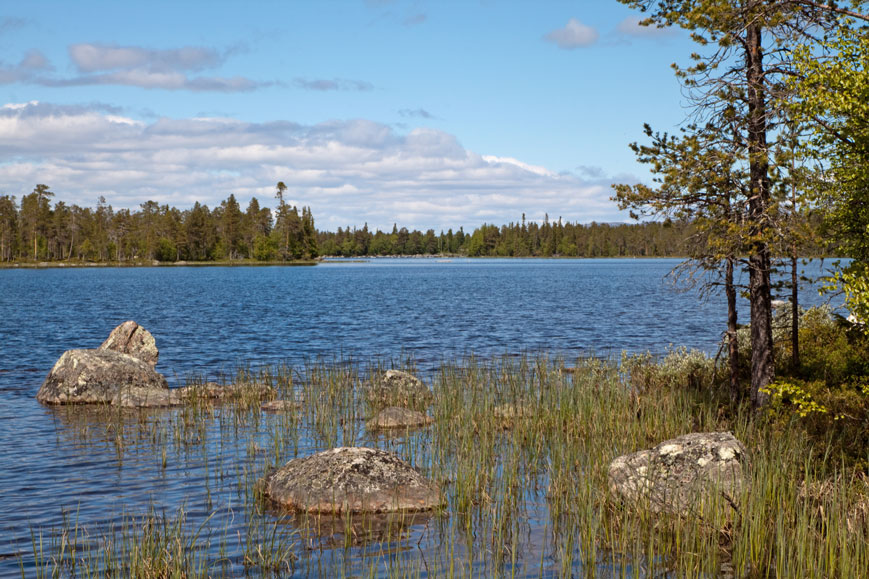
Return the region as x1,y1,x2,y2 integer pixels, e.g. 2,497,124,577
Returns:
0,0,697,232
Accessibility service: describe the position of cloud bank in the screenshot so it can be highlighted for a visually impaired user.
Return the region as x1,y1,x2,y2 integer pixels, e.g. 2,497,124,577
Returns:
0,101,624,230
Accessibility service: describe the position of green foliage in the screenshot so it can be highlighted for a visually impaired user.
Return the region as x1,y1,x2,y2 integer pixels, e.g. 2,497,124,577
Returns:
762,379,829,418
791,22,869,332
154,237,177,262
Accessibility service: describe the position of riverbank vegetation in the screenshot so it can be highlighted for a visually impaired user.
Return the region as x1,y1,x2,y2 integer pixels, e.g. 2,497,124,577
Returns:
21,323,869,577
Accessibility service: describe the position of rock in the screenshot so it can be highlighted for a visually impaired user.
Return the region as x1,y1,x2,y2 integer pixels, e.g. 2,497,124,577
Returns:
36,349,169,405
261,399,301,412
99,321,159,368
368,406,433,430
259,447,441,514
493,403,533,429
366,370,433,411
608,431,747,514
493,403,532,421
113,386,175,408
174,381,274,401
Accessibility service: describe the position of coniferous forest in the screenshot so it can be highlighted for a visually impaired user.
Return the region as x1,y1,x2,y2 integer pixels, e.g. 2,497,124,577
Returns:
0,185,830,263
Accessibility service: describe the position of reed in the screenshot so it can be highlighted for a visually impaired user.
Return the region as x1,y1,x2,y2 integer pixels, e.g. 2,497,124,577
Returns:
22,352,869,577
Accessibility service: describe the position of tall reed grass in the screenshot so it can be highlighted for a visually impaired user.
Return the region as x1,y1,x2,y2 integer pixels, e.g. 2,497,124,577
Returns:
22,352,869,577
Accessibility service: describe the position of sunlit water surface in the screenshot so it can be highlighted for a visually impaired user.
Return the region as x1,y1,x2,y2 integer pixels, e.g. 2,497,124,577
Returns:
0,258,835,576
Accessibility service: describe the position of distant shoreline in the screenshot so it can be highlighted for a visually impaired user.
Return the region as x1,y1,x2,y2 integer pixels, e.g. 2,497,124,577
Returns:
2,254,835,269
0,259,320,269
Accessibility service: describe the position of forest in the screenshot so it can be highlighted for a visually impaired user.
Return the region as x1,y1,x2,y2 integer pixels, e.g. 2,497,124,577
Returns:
0,185,831,263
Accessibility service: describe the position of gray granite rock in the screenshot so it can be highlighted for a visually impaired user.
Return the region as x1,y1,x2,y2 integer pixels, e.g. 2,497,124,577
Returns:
259,447,441,514
99,321,159,368
37,348,169,405
608,431,747,513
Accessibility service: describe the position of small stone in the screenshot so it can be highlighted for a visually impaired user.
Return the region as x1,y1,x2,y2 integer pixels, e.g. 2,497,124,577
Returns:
366,370,433,411
368,407,433,430
261,399,301,412
493,403,533,428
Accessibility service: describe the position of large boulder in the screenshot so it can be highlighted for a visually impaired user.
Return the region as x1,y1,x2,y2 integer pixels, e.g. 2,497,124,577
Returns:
99,321,159,368
608,431,747,514
36,349,169,405
366,370,433,411
259,447,441,514
367,406,433,430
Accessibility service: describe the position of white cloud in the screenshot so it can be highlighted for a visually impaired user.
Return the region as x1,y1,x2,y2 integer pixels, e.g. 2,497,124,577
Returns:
0,42,268,92
69,43,222,73
544,18,599,49
292,78,374,91
0,100,627,230
616,16,677,39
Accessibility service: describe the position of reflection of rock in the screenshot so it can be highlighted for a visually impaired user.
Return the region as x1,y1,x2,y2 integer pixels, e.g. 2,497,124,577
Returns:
368,406,433,430
366,370,433,411
289,510,434,547
37,349,169,405
259,447,441,514
99,321,159,368
608,432,747,514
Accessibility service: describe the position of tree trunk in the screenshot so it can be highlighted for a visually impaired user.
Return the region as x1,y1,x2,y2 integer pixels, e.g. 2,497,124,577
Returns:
791,251,800,370
746,20,774,408
726,256,740,405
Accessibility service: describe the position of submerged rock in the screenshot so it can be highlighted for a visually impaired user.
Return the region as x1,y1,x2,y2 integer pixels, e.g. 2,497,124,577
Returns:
259,447,441,514
493,403,533,427
174,381,275,402
366,370,433,411
99,321,159,368
608,431,747,514
368,406,433,430
37,348,168,405
261,399,301,412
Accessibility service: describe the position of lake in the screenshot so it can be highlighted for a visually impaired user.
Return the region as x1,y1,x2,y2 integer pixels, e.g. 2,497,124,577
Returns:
0,258,836,576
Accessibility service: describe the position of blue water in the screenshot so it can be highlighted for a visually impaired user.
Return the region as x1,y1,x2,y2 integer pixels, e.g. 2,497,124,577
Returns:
0,258,836,576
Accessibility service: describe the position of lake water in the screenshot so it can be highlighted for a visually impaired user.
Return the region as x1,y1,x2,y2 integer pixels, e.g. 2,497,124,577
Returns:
0,258,836,576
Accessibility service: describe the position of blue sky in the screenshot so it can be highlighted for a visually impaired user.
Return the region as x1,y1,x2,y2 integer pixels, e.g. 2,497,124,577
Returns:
0,0,695,232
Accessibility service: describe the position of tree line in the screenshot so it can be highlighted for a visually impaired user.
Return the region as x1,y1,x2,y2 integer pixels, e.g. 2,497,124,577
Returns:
1,184,834,264
0,184,317,263
319,217,699,258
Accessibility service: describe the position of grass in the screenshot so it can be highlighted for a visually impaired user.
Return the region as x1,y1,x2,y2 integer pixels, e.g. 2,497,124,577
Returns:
20,352,869,577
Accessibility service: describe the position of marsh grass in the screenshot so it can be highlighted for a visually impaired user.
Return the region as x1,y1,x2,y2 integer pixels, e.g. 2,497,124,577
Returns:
24,352,869,577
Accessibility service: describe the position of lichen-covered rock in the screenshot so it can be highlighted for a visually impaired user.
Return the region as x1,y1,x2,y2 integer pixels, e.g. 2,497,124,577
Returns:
608,431,747,514
259,447,441,513
366,370,433,411
99,321,159,368
368,407,433,430
36,349,169,405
